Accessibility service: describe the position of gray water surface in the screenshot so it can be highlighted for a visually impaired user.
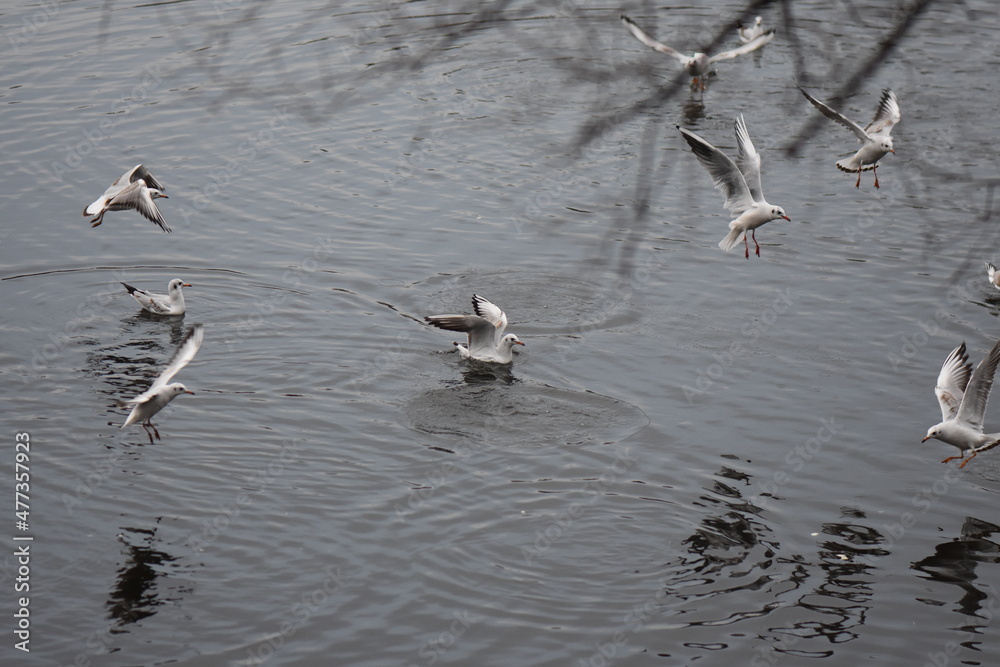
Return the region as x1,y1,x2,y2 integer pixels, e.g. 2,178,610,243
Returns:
3,1,1000,665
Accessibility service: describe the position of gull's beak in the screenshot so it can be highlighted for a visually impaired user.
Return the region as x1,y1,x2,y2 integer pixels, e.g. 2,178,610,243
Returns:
782,215,791,221
515,341,525,346
921,435,931,442
889,149,895,154
182,283,192,287
184,390,195,395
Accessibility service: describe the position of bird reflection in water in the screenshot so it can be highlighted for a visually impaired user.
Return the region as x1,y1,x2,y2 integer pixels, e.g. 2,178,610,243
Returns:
107,526,180,628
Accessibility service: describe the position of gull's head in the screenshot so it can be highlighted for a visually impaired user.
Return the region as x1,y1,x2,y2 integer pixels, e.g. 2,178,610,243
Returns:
754,16,762,26
922,426,941,443
169,279,192,292
771,206,790,222
149,188,168,200
502,334,525,349
881,138,894,154
168,383,195,397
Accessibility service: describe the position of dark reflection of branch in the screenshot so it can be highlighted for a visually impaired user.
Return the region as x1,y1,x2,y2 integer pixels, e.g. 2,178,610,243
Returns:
783,0,936,157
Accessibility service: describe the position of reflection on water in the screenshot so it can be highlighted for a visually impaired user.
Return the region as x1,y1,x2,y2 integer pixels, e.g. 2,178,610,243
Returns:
6,0,1000,664
914,517,1000,625
108,525,180,627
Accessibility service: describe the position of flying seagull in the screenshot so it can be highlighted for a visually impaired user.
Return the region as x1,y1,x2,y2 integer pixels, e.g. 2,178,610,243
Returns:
923,340,1000,468
797,85,900,189
678,115,790,258
84,164,170,232
621,14,774,90
121,324,204,443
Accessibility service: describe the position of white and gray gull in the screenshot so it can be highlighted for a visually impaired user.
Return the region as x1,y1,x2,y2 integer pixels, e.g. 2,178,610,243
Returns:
425,294,525,363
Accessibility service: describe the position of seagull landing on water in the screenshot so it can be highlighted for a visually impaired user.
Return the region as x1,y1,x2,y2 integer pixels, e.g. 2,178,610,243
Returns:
986,262,1000,290
121,279,190,315
84,164,170,232
737,16,767,43
678,115,790,259
923,340,1000,468
121,323,203,444
621,14,774,90
797,85,900,189
424,294,525,364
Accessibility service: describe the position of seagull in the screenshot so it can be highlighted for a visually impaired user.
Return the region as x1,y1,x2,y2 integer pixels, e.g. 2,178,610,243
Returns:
424,294,525,363
84,164,170,232
797,86,900,189
737,16,766,43
986,262,1000,290
923,340,1000,468
121,279,191,315
621,14,774,90
121,323,203,443
678,115,790,258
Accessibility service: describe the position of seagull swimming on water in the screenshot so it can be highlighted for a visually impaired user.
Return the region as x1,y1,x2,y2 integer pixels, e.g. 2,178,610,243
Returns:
797,85,900,189
737,16,766,43
985,262,1000,290
678,115,790,258
121,279,190,315
121,323,203,443
621,14,774,90
84,164,170,232
923,340,1000,468
425,294,525,363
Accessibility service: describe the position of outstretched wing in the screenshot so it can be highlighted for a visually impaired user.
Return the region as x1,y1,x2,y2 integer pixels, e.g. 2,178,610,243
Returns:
150,324,204,392
709,29,774,62
678,126,754,215
935,342,972,421
471,294,507,334
620,15,688,63
956,339,1000,431
865,89,900,135
797,85,869,142
734,114,764,203
110,180,171,232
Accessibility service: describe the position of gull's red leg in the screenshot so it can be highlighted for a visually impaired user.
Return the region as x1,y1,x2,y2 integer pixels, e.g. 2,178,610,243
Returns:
752,229,760,257
855,168,862,189
142,423,155,445
941,454,963,463
959,451,979,468
873,164,880,189
743,232,749,260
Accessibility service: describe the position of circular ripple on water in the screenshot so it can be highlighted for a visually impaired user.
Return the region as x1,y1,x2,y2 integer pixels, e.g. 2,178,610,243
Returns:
404,377,649,447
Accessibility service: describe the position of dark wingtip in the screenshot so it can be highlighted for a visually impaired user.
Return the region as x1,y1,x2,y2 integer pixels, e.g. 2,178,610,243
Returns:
121,282,137,295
